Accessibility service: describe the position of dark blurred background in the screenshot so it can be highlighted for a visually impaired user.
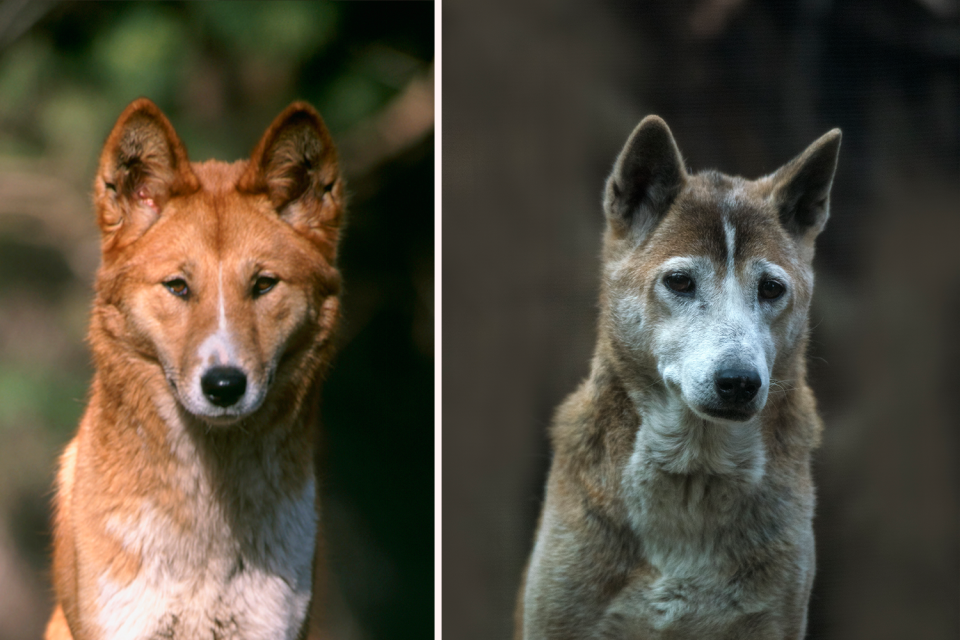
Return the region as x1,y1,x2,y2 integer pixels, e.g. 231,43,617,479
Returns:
0,2,433,639
443,0,957,639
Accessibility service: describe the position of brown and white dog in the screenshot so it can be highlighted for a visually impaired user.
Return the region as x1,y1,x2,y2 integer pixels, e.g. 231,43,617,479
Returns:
45,98,344,640
517,117,840,639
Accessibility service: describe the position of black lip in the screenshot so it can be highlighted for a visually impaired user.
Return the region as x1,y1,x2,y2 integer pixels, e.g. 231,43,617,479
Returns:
701,406,756,422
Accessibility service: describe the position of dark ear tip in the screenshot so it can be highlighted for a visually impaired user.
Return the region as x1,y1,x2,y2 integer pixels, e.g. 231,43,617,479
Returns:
625,115,682,163
127,97,160,111
635,114,672,138
638,114,668,128
116,97,165,125
275,101,329,132
617,116,676,161
818,128,842,151
286,101,320,116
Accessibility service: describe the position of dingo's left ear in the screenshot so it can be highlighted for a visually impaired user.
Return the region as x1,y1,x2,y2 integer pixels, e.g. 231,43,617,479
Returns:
240,102,343,261
767,129,841,240
603,115,687,239
96,98,200,253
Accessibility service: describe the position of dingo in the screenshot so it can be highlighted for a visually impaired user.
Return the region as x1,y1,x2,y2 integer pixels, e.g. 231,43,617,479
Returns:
518,116,840,639
45,98,344,639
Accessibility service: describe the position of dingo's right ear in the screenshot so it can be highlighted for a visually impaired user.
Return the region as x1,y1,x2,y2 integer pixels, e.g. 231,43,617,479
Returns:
95,98,199,252
765,128,841,242
603,115,687,239
239,102,343,264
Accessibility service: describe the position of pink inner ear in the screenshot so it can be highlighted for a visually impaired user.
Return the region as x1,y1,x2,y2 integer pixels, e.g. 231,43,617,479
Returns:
137,187,157,212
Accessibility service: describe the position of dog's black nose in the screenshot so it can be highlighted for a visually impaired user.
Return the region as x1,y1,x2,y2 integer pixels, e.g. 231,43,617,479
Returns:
715,369,762,405
201,367,247,407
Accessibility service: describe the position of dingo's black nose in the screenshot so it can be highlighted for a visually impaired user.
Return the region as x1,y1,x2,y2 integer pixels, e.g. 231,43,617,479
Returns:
715,369,761,405
201,367,247,407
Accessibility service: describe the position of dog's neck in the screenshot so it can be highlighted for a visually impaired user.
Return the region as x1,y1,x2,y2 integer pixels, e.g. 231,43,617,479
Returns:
586,339,769,483
593,329,813,482
627,387,768,482
88,325,319,523
83,339,318,639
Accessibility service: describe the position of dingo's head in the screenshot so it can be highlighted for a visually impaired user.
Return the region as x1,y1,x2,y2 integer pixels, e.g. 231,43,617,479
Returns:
601,116,839,423
92,99,343,425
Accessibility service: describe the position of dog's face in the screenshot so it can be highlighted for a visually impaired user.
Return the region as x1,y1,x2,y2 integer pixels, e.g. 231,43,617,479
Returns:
92,100,343,425
601,117,840,423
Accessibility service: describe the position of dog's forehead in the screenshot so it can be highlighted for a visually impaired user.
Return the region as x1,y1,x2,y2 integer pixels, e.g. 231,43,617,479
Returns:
192,159,248,188
135,169,319,270
644,172,791,268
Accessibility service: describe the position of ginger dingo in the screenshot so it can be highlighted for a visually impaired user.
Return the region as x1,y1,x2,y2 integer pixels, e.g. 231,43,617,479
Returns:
518,116,840,639
45,98,344,639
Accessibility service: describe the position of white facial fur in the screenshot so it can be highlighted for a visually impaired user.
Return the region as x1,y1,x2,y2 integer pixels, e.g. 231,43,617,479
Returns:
96,478,316,639
608,221,800,425
161,261,275,423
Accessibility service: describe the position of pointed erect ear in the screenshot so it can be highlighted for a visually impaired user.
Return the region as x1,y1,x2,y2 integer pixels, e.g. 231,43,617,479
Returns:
238,102,343,259
766,129,841,239
96,98,199,249
603,115,687,237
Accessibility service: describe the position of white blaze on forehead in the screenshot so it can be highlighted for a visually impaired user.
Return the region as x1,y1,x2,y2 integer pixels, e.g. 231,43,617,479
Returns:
198,261,237,367
723,218,737,277
721,181,752,276
218,262,226,332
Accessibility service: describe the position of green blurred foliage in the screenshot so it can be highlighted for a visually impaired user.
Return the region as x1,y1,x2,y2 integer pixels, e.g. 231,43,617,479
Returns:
196,1,338,62
0,365,86,434
0,1,432,170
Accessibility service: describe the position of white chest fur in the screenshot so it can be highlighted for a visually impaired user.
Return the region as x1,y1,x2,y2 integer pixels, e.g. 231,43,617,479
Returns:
607,400,775,632
622,396,767,579
95,476,317,640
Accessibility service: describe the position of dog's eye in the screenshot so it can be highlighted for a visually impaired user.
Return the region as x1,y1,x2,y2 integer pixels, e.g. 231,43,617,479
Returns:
759,279,785,300
664,273,695,295
253,276,278,297
163,278,189,298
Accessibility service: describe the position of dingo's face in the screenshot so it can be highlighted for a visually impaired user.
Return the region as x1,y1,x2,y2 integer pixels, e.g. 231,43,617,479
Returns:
605,178,814,423
601,117,839,423
116,181,337,423
93,100,343,425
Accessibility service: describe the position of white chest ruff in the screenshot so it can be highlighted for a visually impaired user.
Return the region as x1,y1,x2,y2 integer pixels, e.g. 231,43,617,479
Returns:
622,399,767,581
96,479,317,640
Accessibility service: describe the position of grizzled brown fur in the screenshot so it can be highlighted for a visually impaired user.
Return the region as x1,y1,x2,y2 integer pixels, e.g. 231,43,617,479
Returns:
518,116,840,639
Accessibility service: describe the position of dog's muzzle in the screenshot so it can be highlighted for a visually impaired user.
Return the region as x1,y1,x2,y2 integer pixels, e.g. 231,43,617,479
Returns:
698,367,765,421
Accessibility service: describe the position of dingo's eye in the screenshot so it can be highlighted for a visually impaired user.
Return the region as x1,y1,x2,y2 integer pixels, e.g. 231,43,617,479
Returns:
164,278,189,298
759,279,785,300
664,273,695,295
253,276,278,297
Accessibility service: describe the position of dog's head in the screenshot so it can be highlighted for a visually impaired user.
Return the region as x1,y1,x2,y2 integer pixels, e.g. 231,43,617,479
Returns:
601,117,839,423
91,99,344,425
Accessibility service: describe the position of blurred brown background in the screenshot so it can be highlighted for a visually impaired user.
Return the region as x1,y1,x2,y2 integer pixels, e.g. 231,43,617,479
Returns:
0,2,433,639
443,0,958,638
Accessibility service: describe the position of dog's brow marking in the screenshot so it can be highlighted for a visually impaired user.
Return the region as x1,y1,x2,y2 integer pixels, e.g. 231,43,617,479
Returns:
200,261,233,366
218,262,226,333
723,218,737,276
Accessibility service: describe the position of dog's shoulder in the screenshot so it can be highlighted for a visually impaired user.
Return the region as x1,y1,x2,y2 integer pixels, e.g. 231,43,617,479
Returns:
549,364,639,505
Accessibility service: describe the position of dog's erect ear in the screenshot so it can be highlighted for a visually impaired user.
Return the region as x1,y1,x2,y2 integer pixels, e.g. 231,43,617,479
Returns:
766,129,841,240
96,98,199,251
239,102,343,262
603,116,687,237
